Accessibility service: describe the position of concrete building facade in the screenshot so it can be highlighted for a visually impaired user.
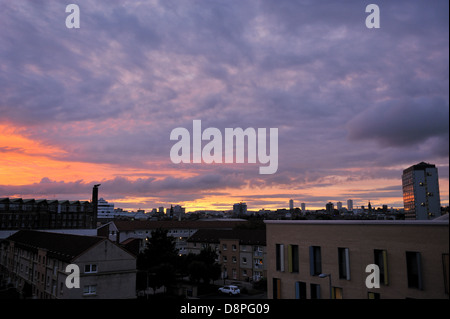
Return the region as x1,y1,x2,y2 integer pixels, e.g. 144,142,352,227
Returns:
265,219,449,299
187,229,267,282
402,162,441,220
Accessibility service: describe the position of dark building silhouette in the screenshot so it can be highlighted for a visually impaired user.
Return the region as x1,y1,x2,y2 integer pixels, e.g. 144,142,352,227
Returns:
0,198,96,230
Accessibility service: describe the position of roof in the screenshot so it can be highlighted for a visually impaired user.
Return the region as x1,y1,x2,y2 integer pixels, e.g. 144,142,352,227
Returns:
5,230,106,263
403,161,436,174
187,229,266,245
434,213,449,221
110,219,248,231
0,198,90,205
264,219,449,226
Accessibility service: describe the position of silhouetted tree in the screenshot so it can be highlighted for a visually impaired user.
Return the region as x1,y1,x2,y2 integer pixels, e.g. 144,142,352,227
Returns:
187,246,221,284
137,228,178,293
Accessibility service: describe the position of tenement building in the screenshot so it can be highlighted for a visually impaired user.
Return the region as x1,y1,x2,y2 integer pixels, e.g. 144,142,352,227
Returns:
265,218,449,299
0,198,97,230
0,230,136,299
97,219,247,255
187,229,267,282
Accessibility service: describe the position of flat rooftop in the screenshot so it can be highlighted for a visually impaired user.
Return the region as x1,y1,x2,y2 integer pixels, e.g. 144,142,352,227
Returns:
264,219,449,226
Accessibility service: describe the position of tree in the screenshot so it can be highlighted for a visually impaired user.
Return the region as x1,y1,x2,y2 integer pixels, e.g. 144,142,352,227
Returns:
137,228,179,293
186,246,221,284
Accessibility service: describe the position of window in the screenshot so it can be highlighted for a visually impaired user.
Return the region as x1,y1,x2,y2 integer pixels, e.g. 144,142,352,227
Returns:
310,283,321,299
242,257,247,264
83,285,97,295
222,244,227,251
223,256,227,263
295,281,307,299
374,249,388,285
273,278,281,299
309,246,322,276
288,245,299,273
368,292,380,299
332,287,343,299
406,251,423,290
443,254,449,294
232,244,237,251
232,256,237,263
338,248,350,280
84,264,97,273
276,244,285,272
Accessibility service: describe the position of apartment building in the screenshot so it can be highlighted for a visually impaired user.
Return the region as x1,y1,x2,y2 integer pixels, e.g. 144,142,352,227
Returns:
97,219,247,255
186,229,267,282
0,230,136,299
402,162,441,220
0,198,97,230
265,218,449,299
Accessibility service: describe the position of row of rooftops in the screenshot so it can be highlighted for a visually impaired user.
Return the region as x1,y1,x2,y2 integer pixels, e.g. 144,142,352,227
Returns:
263,214,449,225
0,198,91,206
2,230,106,263
187,229,266,246
106,219,248,231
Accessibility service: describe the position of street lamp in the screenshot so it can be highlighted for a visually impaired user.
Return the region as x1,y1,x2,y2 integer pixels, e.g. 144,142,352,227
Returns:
319,273,332,299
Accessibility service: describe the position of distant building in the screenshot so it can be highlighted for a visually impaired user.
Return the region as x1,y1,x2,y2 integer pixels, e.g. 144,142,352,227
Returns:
187,229,267,282
402,162,441,220
289,200,294,210
97,219,248,256
233,202,247,215
0,198,96,231
347,200,353,211
97,198,115,217
173,205,185,220
0,230,136,299
325,202,334,214
265,219,449,299
301,203,306,213
337,201,343,211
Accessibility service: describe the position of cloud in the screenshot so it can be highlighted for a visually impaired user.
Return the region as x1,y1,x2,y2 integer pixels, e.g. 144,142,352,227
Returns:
0,0,448,209
347,97,449,153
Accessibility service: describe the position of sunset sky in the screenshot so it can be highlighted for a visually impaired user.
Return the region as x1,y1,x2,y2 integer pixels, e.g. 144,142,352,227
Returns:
0,0,448,212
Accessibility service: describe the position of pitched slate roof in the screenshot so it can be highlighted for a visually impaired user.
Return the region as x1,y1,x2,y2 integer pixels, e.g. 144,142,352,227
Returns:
5,230,105,263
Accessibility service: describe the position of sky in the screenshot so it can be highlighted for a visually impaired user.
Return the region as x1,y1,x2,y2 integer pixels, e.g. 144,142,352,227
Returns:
0,0,448,212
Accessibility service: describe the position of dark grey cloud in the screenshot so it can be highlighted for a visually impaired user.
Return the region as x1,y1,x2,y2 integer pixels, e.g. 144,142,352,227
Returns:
347,97,449,154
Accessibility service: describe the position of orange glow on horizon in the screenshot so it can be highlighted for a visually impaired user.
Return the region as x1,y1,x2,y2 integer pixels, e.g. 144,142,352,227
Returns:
0,124,192,186
1,123,448,212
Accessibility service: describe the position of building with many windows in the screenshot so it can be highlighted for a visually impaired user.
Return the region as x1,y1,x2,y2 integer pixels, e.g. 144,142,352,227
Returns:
0,230,136,299
186,229,267,282
97,219,247,255
0,197,97,231
402,162,441,220
233,202,247,215
265,219,449,299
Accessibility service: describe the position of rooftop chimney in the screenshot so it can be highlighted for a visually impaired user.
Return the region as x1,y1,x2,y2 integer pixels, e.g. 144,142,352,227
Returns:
92,184,101,219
